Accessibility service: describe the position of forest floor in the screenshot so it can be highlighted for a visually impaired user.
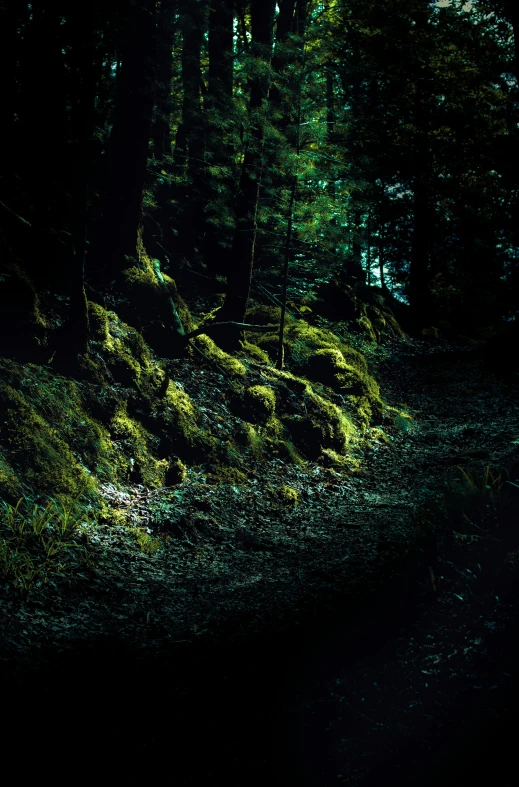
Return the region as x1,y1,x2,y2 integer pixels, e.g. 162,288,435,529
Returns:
1,332,519,784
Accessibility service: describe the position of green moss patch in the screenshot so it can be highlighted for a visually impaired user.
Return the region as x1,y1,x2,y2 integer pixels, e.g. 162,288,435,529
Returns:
242,385,276,423
193,334,247,377
110,404,169,488
0,382,96,502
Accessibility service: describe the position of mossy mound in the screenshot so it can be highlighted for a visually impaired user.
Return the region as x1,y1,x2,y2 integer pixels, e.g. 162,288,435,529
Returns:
241,385,276,424
0,263,48,361
0,377,98,503
110,404,169,487
305,348,384,427
313,281,407,343
86,302,157,389
117,250,194,355
242,304,384,432
246,308,366,372
280,386,356,460
192,334,247,377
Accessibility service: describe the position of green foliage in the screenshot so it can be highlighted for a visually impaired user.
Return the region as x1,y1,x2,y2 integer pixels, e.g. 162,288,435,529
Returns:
0,496,93,593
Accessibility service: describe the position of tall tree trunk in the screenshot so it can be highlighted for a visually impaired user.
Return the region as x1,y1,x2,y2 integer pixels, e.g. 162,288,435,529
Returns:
407,3,434,328
409,80,433,327
91,1,157,285
202,0,235,271
217,0,276,346
269,0,297,113
174,0,206,264
152,1,176,162
18,1,67,230
64,4,97,356
379,221,386,291
366,208,372,286
0,2,19,199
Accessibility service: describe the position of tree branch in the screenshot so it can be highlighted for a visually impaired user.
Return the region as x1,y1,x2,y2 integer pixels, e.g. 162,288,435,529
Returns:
185,321,279,340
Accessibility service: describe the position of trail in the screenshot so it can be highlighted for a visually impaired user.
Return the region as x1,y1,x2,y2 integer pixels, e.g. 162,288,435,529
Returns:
2,337,518,784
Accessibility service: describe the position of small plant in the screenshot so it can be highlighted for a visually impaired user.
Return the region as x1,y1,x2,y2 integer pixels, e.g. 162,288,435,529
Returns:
447,465,518,530
0,496,93,592
277,485,300,506
455,465,507,504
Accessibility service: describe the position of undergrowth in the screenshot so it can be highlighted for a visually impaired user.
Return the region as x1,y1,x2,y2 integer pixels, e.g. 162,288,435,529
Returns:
0,496,94,593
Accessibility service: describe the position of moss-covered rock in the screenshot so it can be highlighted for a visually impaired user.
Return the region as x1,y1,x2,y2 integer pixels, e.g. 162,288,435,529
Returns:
281,385,356,459
305,348,384,427
312,281,406,343
165,458,187,486
110,404,169,487
192,334,247,377
307,348,374,396
0,383,96,502
0,263,48,360
243,385,276,423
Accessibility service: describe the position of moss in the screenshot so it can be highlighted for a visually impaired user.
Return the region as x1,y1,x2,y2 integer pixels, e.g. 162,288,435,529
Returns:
237,422,264,457
278,485,299,506
321,448,361,471
245,304,282,325
305,387,356,452
209,465,248,485
122,264,158,299
369,427,390,444
251,319,343,368
242,385,276,423
110,404,169,487
162,273,195,333
193,334,247,377
120,255,195,347
157,381,203,458
306,348,384,426
356,314,378,343
86,304,152,387
0,451,22,502
100,506,130,527
78,353,107,385
128,526,162,555
88,302,110,342
165,458,187,485
308,348,379,397
0,383,96,502
240,341,270,364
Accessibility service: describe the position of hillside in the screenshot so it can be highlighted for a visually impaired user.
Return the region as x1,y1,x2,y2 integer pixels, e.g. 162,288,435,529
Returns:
1,265,519,784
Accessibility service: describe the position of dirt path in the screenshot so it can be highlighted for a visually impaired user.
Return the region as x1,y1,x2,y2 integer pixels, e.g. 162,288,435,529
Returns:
2,337,518,784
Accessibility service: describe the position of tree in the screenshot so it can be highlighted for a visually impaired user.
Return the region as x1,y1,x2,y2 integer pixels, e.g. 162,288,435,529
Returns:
216,0,277,345
91,0,158,286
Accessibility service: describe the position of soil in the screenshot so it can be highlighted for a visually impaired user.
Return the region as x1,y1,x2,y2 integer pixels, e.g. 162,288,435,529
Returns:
1,334,518,784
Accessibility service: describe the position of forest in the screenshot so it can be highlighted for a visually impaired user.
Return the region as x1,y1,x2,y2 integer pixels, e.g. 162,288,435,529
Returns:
1,0,519,784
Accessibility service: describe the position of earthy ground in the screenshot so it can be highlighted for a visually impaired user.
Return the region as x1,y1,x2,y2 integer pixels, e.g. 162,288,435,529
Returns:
1,333,518,784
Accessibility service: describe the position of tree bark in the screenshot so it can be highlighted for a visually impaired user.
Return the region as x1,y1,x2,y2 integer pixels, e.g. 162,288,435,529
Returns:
152,1,176,162
91,1,157,286
174,0,206,264
202,0,236,271
217,0,276,346
65,5,97,355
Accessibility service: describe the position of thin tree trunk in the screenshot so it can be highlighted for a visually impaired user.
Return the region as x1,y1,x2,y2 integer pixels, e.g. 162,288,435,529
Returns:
366,208,372,287
152,1,175,162
276,175,297,370
217,0,276,346
202,0,235,270
174,0,206,264
66,5,96,355
379,222,386,291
